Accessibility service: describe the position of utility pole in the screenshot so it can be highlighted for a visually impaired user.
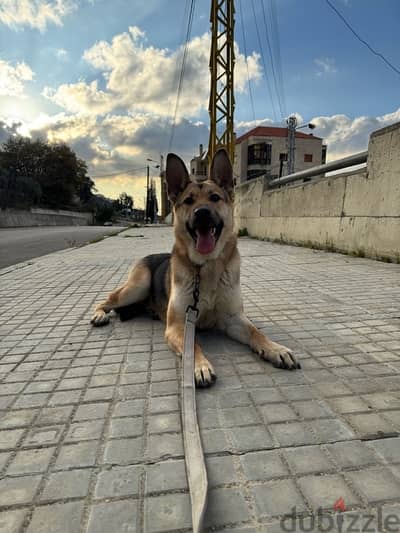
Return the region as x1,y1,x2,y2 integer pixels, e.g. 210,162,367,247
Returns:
145,165,149,222
208,0,235,164
287,116,297,175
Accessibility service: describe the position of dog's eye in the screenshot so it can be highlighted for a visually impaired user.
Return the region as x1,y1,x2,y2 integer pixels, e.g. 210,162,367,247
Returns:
183,196,194,205
210,194,221,202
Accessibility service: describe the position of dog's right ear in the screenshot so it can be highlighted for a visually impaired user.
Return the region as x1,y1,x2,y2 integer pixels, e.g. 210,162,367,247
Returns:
166,153,190,203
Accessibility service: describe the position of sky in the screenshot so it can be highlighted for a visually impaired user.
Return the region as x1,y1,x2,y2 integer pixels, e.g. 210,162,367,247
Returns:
0,0,399,207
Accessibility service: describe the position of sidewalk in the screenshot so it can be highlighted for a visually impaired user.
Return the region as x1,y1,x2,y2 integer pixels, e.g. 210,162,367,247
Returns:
0,226,400,533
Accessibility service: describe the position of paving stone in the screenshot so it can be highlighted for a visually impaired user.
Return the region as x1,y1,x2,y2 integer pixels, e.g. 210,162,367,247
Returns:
113,399,145,417
368,437,400,463
230,425,274,452
283,445,334,475
147,433,183,460
0,409,38,429
148,395,179,414
74,402,110,421
347,467,400,503
41,469,92,501
0,475,41,505
0,428,25,450
206,455,239,486
252,479,307,518
202,429,231,454
240,450,288,480
0,509,28,533
326,440,380,469
103,437,143,464
145,493,191,532
7,447,55,475
95,465,142,498
259,403,298,423
204,487,251,527
346,413,397,437
2,224,400,529
146,459,187,493
87,501,138,533
110,417,143,438
27,501,84,533
269,421,315,447
55,441,98,470
298,474,361,509
24,425,64,446
148,412,181,433
310,419,356,443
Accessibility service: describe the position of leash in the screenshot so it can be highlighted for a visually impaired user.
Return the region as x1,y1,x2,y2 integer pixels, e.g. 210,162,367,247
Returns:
182,268,208,533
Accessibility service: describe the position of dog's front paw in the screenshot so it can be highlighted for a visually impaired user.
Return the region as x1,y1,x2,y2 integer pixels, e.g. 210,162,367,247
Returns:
258,341,300,370
90,311,110,327
194,359,217,388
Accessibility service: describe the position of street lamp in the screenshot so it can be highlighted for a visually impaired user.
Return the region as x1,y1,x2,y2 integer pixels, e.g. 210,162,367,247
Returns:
145,159,160,223
286,117,316,175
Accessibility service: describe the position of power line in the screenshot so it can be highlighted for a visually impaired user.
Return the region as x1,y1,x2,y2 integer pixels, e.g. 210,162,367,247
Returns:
269,0,287,117
260,0,284,120
238,0,256,122
250,0,278,122
325,0,400,77
168,0,196,152
92,166,147,178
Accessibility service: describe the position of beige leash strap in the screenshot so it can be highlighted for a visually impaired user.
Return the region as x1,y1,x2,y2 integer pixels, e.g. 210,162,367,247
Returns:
182,307,208,533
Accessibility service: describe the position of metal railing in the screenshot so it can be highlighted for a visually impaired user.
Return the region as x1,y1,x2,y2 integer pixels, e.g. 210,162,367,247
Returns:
268,150,368,188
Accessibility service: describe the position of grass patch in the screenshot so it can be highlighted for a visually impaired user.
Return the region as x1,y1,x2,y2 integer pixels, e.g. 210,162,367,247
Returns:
238,227,249,237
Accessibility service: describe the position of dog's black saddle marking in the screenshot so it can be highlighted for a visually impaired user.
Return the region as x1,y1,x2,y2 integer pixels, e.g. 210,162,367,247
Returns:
115,253,171,322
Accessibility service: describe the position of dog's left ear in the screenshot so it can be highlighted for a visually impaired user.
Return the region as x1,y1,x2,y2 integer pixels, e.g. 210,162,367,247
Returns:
210,148,234,196
166,153,190,203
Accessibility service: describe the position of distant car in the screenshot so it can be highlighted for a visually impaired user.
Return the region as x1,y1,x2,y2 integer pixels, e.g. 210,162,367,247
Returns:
103,221,113,226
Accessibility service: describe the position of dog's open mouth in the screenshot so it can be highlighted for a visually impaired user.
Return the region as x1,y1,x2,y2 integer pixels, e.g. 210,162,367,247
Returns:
187,222,224,255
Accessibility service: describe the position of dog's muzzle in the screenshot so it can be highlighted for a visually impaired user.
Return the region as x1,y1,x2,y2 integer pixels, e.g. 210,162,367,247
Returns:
186,206,224,255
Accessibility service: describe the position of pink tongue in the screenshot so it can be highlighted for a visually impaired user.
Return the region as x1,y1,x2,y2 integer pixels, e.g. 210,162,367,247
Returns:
196,230,216,254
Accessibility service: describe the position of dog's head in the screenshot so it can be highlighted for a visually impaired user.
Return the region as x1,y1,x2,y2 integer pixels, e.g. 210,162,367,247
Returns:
166,148,234,263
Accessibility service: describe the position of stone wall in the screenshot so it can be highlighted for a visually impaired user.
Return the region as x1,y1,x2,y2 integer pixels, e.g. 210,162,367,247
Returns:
0,208,93,227
234,122,400,261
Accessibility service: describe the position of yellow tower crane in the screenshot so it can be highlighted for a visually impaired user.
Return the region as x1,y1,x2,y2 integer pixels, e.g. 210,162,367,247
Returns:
208,0,235,164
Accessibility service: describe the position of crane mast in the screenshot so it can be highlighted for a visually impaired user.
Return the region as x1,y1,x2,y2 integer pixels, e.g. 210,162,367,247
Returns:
208,0,235,164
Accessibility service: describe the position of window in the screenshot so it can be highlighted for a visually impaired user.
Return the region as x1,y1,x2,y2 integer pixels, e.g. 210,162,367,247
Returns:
279,153,288,161
248,143,272,165
304,153,313,163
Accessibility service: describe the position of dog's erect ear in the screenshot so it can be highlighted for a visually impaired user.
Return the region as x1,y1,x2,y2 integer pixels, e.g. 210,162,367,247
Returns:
166,153,190,203
210,148,234,196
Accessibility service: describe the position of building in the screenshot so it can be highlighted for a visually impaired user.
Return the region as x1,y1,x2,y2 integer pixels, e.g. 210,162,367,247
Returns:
234,126,326,183
190,144,208,179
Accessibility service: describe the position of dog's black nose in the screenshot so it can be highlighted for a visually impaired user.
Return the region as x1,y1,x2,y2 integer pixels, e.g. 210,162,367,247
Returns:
193,206,212,225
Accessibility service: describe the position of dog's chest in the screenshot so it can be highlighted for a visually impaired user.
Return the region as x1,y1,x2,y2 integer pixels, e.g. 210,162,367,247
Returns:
196,269,235,328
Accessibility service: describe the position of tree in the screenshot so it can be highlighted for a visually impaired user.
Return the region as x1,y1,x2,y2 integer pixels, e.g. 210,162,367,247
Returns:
0,136,94,209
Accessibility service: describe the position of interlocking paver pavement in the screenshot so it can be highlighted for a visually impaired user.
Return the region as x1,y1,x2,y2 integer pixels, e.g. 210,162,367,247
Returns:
1,226,400,532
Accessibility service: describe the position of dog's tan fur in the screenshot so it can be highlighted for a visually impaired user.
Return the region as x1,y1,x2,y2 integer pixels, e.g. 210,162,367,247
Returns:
91,149,299,386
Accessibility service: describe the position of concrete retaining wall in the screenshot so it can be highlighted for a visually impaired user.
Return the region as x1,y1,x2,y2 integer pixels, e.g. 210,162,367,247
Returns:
0,208,93,227
235,122,400,261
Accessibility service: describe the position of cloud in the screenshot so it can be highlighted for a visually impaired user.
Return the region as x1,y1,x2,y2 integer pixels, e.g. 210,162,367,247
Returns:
42,80,111,114
0,0,77,31
314,57,337,76
310,107,400,160
0,59,34,97
43,26,262,117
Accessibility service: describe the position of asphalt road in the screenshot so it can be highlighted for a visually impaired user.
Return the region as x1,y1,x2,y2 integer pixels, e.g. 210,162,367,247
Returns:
0,226,126,269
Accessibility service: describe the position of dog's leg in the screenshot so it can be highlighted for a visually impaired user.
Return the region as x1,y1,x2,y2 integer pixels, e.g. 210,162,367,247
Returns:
165,310,217,387
91,261,151,327
222,313,300,370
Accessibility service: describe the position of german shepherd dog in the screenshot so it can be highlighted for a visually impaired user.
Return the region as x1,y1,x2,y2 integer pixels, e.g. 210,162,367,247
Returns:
91,148,300,386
